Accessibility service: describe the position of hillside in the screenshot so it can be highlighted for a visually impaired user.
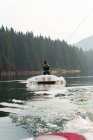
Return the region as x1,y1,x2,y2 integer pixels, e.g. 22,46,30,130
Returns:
74,36,93,51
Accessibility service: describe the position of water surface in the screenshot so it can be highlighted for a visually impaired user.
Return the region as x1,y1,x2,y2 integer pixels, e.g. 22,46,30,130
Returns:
0,76,93,139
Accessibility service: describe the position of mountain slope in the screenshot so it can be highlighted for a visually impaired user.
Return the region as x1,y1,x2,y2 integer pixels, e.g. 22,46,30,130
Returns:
74,36,93,51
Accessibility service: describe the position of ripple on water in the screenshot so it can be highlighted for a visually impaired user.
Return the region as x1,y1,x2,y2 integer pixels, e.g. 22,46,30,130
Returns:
5,85,93,136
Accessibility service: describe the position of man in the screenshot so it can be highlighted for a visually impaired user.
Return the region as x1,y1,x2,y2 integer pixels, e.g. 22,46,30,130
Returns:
43,60,50,75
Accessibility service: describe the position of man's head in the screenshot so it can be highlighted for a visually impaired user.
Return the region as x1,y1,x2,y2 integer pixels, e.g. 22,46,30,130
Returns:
44,60,47,64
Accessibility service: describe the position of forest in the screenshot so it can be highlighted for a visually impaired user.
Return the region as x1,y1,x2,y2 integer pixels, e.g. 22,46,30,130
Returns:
0,25,93,75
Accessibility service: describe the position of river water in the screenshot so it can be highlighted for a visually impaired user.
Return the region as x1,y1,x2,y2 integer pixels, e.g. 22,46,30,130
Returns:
0,75,93,140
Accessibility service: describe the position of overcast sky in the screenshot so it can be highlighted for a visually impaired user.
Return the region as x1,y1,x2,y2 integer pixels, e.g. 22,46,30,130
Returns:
0,0,93,44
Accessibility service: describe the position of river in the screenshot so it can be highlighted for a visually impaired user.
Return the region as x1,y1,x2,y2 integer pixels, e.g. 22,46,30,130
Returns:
0,75,93,140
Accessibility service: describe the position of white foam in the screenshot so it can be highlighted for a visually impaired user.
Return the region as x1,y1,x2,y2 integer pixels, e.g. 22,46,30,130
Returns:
26,75,66,91
12,99,24,103
64,116,93,133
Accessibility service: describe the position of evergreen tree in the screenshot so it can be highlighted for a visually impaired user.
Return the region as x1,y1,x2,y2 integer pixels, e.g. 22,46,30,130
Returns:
0,25,93,75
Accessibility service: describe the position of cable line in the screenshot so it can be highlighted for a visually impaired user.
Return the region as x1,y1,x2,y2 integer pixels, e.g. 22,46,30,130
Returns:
67,7,93,42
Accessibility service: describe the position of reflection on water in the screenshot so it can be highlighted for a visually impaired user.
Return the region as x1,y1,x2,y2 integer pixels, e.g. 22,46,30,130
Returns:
66,76,93,86
0,79,34,103
0,111,9,117
1,76,93,139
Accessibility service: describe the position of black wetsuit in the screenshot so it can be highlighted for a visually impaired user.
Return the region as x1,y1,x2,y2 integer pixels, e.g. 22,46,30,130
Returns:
43,64,50,75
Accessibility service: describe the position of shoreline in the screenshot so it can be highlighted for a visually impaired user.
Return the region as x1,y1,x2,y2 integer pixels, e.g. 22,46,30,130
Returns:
0,69,81,77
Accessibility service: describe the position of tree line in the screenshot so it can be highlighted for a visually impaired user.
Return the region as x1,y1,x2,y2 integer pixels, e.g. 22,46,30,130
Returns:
0,25,93,75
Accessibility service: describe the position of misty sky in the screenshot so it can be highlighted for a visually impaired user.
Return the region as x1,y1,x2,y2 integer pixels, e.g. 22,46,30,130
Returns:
0,0,93,44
